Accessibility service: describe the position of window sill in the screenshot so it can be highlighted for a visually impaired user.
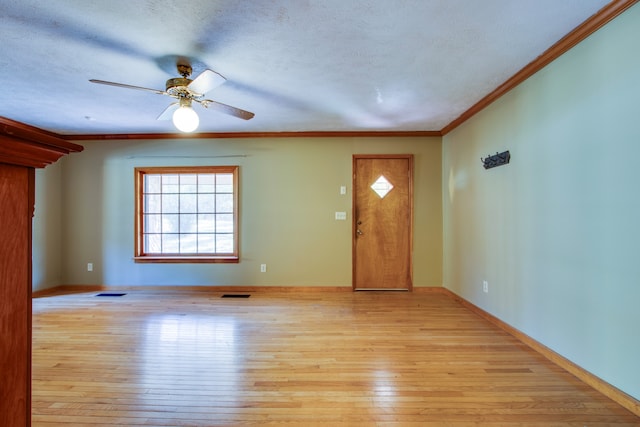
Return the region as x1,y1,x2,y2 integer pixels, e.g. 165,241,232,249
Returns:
134,256,239,264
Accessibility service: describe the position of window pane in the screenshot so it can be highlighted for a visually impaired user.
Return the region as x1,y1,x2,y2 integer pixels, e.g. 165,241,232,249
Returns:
180,193,197,213
371,175,394,199
198,234,215,253
198,194,215,213
145,175,162,193
198,174,215,193
216,194,234,212
162,194,179,213
179,174,197,193
162,175,180,193
216,174,234,193
162,214,179,233
216,234,234,253
180,234,197,253
180,214,197,233
162,234,179,253
145,214,162,233
145,234,162,253
198,214,215,233
216,214,234,233
145,195,162,213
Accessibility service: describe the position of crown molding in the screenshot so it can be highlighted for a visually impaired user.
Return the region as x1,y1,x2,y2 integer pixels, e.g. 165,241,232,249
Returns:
60,130,441,141
0,117,84,168
440,0,638,135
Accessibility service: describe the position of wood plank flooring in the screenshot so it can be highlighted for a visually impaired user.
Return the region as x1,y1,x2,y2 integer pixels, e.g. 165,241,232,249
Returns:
31,289,639,426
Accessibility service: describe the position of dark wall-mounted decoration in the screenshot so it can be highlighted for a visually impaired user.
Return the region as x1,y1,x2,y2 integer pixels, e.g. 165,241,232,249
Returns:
481,150,510,169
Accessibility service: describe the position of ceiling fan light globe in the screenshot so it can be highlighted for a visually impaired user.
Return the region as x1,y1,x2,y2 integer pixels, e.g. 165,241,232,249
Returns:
172,106,199,132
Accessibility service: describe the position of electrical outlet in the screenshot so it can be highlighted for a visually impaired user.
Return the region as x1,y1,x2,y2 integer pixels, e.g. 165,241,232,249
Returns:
482,280,489,293
87,262,93,272
260,264,267,273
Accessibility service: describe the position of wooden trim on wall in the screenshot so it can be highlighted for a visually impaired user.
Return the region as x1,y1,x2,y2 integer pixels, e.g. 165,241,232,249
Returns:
442,288,640,417
413,286,452,293
33,285,354,297
440,0,639,135
60,130,441,141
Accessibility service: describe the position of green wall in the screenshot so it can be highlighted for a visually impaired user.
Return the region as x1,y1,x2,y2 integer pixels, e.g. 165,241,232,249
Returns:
442,3,640,399
33,162,63,292
41,136,441,288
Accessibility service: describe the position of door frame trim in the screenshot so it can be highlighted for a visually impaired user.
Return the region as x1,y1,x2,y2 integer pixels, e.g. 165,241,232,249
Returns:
352,154,414,291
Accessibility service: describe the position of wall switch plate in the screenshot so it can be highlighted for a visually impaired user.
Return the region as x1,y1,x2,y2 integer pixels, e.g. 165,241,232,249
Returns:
260,264,267,273
335,212,347,220
87,263,93,272
482,280,489,293
340,186,347,195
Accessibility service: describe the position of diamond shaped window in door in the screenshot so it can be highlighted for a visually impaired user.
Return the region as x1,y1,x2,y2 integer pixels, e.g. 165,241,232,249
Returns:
371,175,394,198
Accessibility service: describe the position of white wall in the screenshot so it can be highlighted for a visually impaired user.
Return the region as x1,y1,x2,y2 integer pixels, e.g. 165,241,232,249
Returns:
442,4,640,399
56,136,442,288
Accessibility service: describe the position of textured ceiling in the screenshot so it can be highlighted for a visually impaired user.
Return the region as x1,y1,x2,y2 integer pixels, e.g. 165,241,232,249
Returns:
0,0,613,135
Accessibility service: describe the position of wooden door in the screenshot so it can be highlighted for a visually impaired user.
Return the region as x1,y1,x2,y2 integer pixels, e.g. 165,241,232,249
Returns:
352,155,413,290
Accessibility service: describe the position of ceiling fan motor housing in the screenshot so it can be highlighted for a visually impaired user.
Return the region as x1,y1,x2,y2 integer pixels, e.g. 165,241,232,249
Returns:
166,77,193,98
166,63,195,97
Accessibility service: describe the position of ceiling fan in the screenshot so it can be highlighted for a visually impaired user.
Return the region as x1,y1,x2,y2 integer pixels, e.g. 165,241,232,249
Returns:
90,62,254,132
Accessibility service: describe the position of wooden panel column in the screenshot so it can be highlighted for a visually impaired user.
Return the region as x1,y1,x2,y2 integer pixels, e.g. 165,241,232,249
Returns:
0,117,83,427
0,165,34,426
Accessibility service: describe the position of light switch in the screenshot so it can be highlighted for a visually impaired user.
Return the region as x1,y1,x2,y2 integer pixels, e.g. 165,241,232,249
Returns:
340,186,347,195
335,212,347,220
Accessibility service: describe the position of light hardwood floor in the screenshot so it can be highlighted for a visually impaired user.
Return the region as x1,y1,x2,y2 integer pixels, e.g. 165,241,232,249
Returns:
32,289,639,426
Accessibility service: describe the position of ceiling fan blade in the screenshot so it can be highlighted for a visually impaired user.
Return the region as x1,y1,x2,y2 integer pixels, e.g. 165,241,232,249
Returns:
188,69,226,95
199,99,255,120
89,79,166,95
157,102,179,120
